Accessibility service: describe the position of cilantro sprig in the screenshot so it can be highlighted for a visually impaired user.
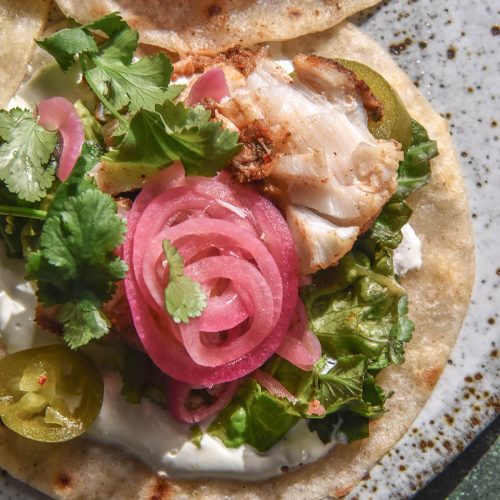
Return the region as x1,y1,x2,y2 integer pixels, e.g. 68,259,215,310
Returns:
103,102,241,176
0,109,58,202
38,13,241,177
26,143,127,349
38,13,183,127
162,239,207,324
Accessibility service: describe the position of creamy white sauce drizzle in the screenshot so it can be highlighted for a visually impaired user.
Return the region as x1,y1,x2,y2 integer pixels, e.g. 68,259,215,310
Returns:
89,373,337,480
393,223,422,276
0,248,54,353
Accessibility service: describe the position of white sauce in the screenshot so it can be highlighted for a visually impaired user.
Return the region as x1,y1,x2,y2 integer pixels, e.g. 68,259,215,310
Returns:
0,244,337,480
89,373,336,480
0,249,54,352
393,223,422,276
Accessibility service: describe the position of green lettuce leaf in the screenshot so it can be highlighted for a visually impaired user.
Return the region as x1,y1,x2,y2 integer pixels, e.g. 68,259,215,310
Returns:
366,120,438,249
208,379,304,452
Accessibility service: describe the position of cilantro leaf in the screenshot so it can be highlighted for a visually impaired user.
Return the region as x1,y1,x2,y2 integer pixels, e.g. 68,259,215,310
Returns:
158,101,242,174
103,104,241,176
0,109,58,202
87,48,175,113
85,12,128,36
58,300,110,349
36,13,127,71
26,143,127,348
40,189,125,280
163,239,207,324
37,27,98,71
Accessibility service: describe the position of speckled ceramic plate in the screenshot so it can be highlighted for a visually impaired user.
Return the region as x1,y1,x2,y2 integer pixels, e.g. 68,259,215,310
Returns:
346,0,500,497
1,0,499,498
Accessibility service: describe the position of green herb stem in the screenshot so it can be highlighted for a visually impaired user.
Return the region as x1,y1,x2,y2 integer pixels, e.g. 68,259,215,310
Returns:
368,270,405,296
0,205,47,220
80,56,129,128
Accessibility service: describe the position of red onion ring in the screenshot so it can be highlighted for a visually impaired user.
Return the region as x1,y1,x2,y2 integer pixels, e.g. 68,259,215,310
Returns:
37,97,84,181
168,379,239,424
123,165,299,386
277,299,322,371
253,370,297,403
185,67,230,106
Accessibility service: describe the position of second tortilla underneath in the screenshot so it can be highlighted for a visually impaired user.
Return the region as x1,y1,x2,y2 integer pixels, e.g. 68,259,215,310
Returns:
0,21,474,500
0,0,51,107
54,0,381,55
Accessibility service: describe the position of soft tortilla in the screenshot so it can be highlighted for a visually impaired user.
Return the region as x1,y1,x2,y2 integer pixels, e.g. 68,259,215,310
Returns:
54,0,381,55
0,21,474,500
0,0,51,108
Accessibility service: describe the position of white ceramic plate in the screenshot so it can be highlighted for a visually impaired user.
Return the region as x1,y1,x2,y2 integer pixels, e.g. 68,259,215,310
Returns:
1,0,498,498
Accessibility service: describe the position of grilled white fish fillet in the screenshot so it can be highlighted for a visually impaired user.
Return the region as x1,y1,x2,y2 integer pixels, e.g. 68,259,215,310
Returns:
219,54,403,274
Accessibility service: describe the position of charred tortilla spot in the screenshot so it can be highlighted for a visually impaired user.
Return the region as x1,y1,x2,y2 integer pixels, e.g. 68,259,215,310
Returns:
288,8,302,17
208,4,222,17
333,482,357,498
54,472,72,490
149,477,171,500
423,365,444,388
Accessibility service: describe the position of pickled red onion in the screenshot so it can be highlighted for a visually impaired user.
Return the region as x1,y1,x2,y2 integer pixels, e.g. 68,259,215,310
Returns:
277,299,322,371
123,164,299,387
253,370,297,403
185,67,230,106
180,256,275,367
37,97,84,181
168,379,239,424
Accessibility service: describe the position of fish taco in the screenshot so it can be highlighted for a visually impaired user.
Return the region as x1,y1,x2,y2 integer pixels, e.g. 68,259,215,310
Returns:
0,2,474,499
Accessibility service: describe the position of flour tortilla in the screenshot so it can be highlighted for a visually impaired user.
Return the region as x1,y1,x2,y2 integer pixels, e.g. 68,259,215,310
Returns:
54,0,382,55
0,0,51,108
0,20,474,500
